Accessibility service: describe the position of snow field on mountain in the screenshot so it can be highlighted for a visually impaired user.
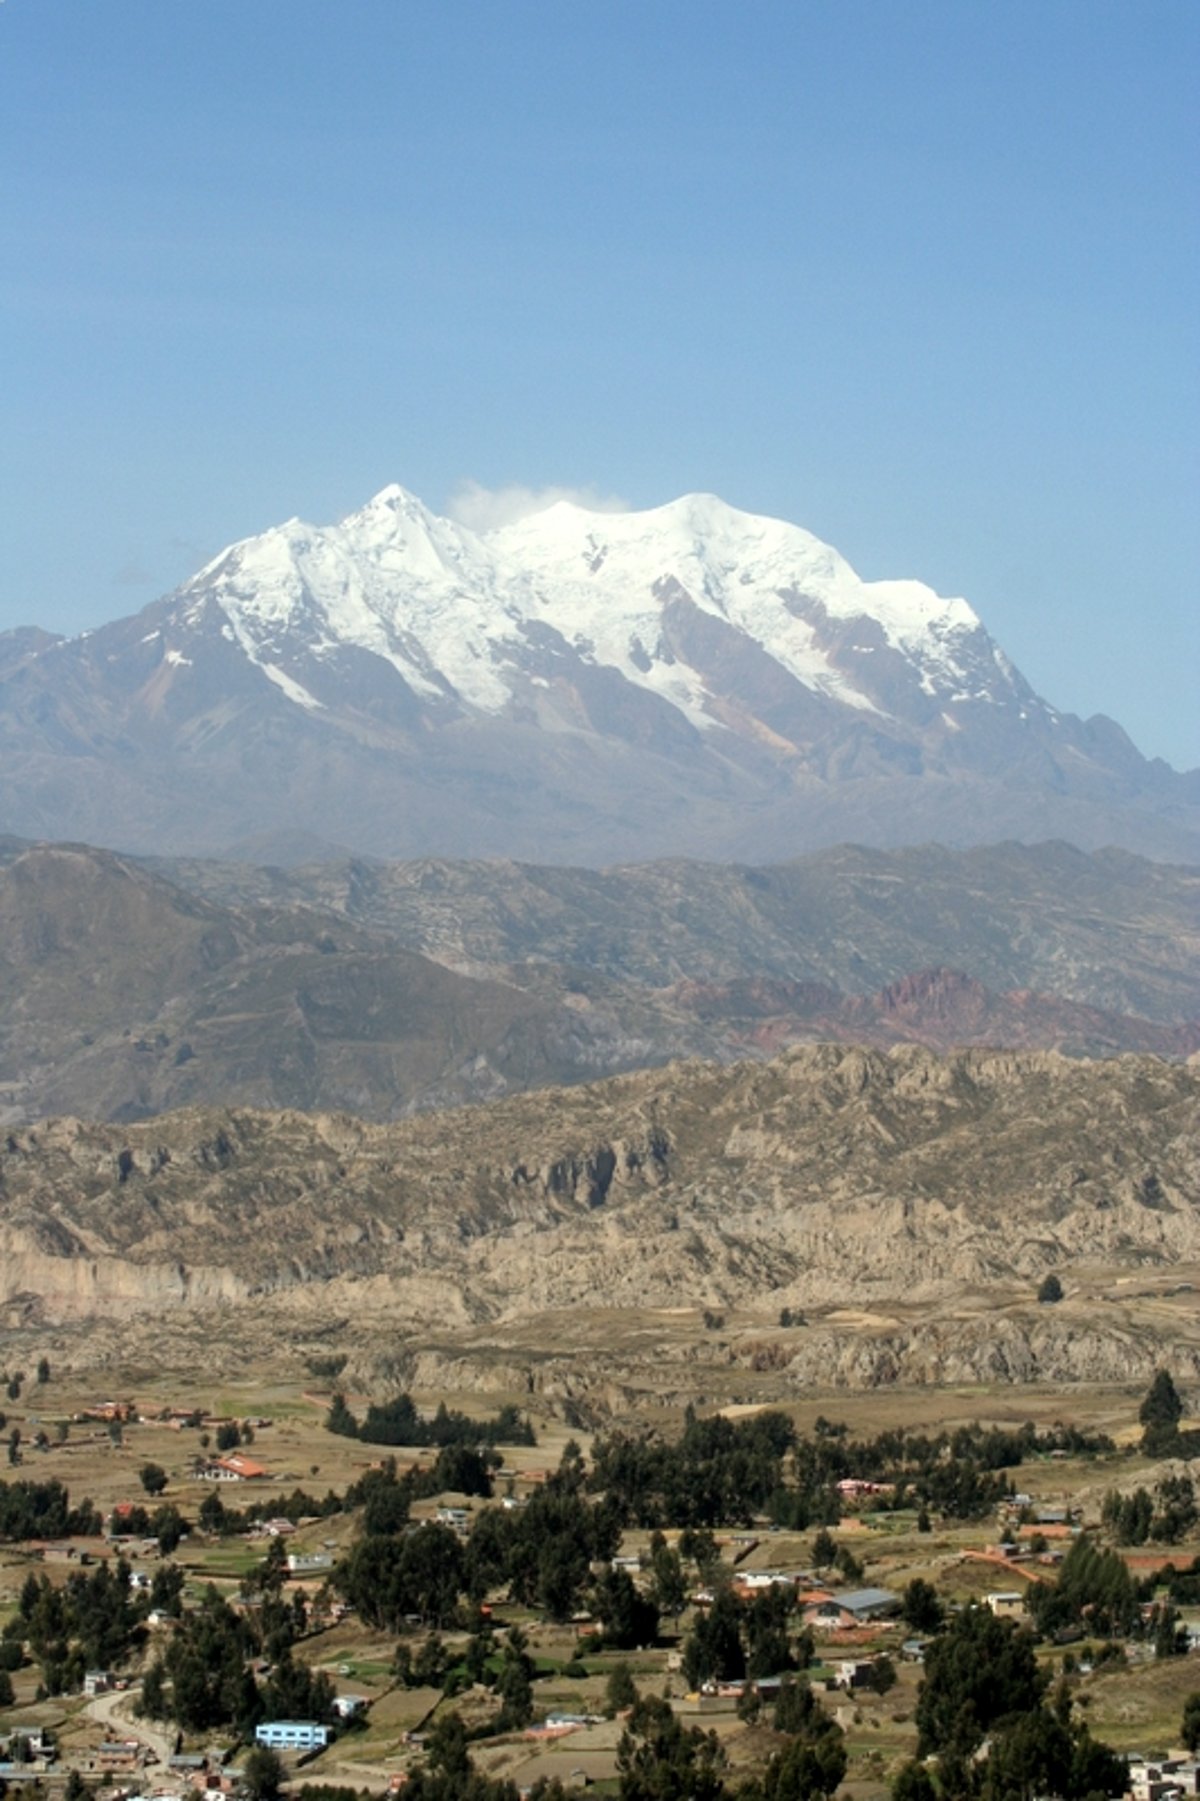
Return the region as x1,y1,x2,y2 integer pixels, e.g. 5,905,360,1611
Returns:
178,482,1011,724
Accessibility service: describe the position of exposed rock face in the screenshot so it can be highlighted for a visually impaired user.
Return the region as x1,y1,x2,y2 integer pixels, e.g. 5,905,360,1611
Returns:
2,1046,1197,1395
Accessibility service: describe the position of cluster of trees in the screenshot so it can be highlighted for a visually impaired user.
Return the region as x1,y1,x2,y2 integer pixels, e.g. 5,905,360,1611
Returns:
0,1478,101,1542
591,1409,798,1528
1022,1533,1189,1655
1161,1553,1200,1606
588,1409,1112,1532
381,1709,569,1801
393,1618,562,1721
336,1466,624,1628
384,1677,846,1801
1102,1473,1196,1545
326,1392,535,1451
681,1583,812,1689
893,1606,1127,1801
194,1485,343,1540
140,1582,333,1733
2,1561,180,1694
1025,1536,1140,1640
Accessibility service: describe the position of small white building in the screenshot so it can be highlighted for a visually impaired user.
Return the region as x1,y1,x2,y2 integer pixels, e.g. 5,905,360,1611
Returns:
254,1722,330,1752
836,1659,877,1690
286,1552,333,1576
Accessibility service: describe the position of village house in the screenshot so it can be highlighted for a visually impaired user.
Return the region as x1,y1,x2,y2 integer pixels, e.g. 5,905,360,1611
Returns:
80,1400,136,1424
0,1731,55,1763
836,1658,880,1690
1128,1757,1200,1801
91,1738,148,1775
802,1586,901,1630
195,1453,268,1482
983,1591,1026,1619
732,1569,801,1594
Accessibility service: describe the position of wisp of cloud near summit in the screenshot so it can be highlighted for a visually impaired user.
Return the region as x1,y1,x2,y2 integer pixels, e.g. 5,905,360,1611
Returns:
447,482,632,534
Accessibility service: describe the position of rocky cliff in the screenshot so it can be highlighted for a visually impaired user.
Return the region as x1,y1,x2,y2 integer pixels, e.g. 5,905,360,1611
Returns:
3,1045,1197,1399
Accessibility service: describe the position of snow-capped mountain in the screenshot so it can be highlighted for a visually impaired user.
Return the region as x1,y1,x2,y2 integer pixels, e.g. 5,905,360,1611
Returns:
0,486,1194,864
179,484,1037,737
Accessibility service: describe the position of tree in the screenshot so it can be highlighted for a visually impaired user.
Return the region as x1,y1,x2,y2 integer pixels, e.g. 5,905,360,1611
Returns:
139,1463,168,1498
1152,1602,1188,1659
915,1606,1046,1758
833,1544,863,1584
0,1666,13,1706
1037,1274,1063,1304
978,1705,1073,1801
432,1442,492,1498
651,1545,688,1621
151,1504,186,1555
901,1579,943,1635
595,1567,659,1651
36,1359,51,1386
1153,1474,1197,1543
869,1654,896,1696
495,1639,535,1730
325,1393,359,1438
412,1632,448,1689
682,1587,745,1688
617,1694,727,1801
760,1717,846,1801
1181,1692,1200,1755
891,1761,937,1801
215,1422,241,1453
149,1562,185,1617
679,1528,721,1580
426,1710,470,1781
1140,1370,1184,1455
774,1678,824,1737
242,1747,284,1801
198,1491,228,1534
811,1529,836,1569
606,1662,639,1717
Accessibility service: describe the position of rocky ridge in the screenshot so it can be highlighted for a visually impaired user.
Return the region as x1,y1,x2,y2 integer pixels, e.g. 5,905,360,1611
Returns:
3,1045,1197,1401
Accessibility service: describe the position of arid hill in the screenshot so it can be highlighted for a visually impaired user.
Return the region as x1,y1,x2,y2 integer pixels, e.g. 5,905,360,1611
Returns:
3,1045,1197,1405
1,838,1197,1125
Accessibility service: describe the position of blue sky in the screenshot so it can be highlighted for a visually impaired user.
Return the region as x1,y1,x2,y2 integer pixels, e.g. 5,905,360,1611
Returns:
3,0,1197,769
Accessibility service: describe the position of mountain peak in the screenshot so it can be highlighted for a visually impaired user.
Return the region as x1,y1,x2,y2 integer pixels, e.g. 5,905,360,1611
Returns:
0,480,1193,865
